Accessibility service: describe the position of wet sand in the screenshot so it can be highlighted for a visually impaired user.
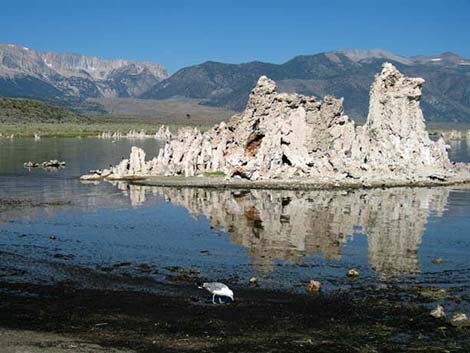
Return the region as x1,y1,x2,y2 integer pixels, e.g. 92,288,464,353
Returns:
1,268,470,353
0,328,134,353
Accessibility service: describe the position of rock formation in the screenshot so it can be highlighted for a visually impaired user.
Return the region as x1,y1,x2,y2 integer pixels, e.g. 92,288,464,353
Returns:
82,63,469,184
440,129,470,142
24,160,66,169
97,129,159,139
154,125,172,141
358,63,450,176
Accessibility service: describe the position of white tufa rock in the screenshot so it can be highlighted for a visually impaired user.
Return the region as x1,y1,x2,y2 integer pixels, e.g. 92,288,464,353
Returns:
98,129,155,139
450,313,470,327
154,125,172,141
357,63,450,176
441,130,465,141
430,305,446,319
24,160,65,169
82,63,469,183
347,268,360,277
307,280,321,293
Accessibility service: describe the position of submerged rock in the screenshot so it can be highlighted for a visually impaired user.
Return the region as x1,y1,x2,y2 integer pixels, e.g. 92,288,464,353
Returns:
307,280,321,293
24,161,40,168
82,63,469,184
24,160,65,169
80,169,112,181
347,268,360,278
41,160,66,168
450,313,470,327
430,305,446,319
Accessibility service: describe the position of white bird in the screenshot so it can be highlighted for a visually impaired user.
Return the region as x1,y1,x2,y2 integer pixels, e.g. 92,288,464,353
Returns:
199,282,234,303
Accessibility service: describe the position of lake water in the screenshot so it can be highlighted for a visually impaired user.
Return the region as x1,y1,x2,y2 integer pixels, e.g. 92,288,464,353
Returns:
1,137,470,309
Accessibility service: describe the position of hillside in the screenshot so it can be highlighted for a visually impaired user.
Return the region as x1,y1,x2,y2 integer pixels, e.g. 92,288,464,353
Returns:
89,97,234,126
0,97,86,124
142,50,470,122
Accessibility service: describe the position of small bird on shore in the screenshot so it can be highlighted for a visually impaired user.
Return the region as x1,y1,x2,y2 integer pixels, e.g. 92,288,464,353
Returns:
198,282,234,304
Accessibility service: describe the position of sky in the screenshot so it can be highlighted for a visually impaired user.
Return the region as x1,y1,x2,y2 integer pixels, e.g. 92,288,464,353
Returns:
1,0,469,73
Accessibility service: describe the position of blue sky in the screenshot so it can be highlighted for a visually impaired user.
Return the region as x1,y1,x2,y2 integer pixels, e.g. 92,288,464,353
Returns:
1,0,469,72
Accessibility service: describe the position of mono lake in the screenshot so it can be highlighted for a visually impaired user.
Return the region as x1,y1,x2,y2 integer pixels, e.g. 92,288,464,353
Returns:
1,137,470,310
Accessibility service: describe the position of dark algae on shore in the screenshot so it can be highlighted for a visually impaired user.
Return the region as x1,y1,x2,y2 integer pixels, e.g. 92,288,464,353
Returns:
1,274,470,353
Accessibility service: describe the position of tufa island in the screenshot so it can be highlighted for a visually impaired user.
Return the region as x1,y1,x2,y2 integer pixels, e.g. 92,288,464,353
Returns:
81,63,470,188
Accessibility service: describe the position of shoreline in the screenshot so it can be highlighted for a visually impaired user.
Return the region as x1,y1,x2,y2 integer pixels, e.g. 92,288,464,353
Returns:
129,174,470,191
0,122,207,138
1,123,470,139
1,121,469,139
1,274,470,352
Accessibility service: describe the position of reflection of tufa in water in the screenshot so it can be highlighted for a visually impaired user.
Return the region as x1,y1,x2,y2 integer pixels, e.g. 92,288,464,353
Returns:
366,188,449,274
117,185,450,275
111,181,147,207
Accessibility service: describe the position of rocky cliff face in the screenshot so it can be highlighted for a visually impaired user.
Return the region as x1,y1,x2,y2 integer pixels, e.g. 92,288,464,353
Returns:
87,63,463,185
0,43,168,99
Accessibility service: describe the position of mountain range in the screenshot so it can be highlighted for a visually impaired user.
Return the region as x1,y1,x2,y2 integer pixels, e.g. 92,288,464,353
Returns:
142,49,470,122
0,43,168,102
1,44,470,122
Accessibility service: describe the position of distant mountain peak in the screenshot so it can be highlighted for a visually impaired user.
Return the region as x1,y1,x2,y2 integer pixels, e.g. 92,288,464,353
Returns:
331,49,413,65
436,52,468,63
0,43,168,80
439,51,462,57
0,42,169,99
411,51,470,65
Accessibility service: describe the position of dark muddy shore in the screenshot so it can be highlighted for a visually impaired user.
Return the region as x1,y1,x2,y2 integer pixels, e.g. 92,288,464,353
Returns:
1,268,470,353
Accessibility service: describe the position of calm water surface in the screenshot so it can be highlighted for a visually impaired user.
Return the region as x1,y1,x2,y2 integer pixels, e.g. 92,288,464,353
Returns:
1,137,470,307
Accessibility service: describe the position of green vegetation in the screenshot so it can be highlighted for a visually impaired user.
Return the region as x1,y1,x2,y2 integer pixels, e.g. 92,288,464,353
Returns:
0,122,168,137
0,97,86,124
0,97,227,137
202,171,226,177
